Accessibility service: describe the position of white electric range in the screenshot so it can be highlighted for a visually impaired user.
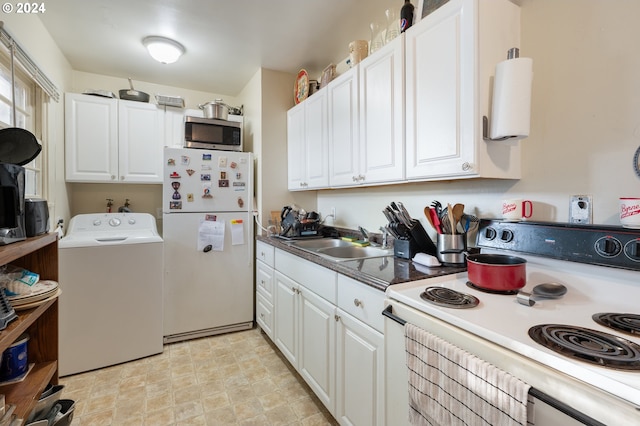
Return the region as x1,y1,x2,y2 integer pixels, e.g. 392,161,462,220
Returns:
384,220,640,426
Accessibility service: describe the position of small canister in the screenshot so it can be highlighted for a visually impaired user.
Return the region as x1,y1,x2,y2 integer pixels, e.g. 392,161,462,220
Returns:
436,234,466,266
0,333,29,381
349,40,369,67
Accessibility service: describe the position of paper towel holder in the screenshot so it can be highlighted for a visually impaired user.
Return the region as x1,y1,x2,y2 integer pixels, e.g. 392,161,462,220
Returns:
483,116,517,142
483,47,528,142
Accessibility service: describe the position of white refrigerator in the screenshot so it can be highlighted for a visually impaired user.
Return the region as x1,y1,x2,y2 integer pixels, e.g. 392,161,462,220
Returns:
162,147,254,343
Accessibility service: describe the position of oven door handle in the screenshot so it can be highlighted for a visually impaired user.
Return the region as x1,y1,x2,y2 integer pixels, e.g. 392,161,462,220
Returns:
382,304,406,326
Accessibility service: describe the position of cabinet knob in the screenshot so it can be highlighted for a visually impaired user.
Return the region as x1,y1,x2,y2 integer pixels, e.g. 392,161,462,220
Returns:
352,176,359,182
260,279,265,286
334,314,341,322
358,175,365,181
353,298,362,307
120,176,125,180
111,175,116,180
461,162,473,172
260,313,265,319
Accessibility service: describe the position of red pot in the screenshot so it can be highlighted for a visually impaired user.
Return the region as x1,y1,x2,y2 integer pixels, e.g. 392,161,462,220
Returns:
466,254,526,291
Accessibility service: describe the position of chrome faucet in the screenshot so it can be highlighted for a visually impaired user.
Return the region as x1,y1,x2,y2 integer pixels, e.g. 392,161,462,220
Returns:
358,226,369,242
379,226,390,249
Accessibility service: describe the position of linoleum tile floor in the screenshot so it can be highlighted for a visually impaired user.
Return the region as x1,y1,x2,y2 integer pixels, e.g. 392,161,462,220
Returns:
59,328,338,426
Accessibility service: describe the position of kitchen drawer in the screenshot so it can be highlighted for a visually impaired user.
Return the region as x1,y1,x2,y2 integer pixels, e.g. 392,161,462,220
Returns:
256,291,274,339
275,248,337,304
337,274,385,333
256,240,275,267
256,261,274,302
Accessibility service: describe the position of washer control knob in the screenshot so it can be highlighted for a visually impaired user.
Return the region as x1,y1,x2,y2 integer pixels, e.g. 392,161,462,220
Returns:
624,239,640,262
109,218,121,227
93,219,102,226
595,236,622,257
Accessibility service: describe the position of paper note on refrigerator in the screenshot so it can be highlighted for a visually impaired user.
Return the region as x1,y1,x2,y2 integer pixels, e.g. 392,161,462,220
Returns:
198,219,225,251
231,219,244,245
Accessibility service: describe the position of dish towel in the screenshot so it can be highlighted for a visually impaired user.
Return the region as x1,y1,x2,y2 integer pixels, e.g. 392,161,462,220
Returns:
405,322,533,426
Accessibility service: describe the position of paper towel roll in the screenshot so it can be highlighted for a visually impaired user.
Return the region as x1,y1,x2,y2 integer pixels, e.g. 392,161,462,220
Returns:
490,57,533,140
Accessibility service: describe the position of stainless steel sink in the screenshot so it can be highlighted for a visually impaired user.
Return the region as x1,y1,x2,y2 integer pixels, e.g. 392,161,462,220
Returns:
288,238,353,250
288,238,393,261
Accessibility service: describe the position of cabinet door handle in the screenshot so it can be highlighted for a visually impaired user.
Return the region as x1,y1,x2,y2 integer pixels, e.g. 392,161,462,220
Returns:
353,298,362,307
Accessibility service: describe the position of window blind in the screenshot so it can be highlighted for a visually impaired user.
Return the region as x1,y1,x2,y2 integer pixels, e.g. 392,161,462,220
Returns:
0,21,60,102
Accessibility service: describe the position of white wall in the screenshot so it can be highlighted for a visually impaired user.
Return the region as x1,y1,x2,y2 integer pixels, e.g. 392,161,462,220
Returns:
316,0,640,239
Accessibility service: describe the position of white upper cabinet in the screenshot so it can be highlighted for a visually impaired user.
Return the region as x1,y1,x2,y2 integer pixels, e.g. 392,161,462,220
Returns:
328,35,405,188
65,93,164,183
65,93,118,182
287,90,329,190
117,100,164,183
328,67,360,187
405,0,522,180
358,35,405,185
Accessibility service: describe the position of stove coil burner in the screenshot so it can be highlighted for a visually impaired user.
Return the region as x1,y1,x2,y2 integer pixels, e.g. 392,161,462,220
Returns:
420,286,480,309
593,313,640,336
529,324,640,370
466,281,519,295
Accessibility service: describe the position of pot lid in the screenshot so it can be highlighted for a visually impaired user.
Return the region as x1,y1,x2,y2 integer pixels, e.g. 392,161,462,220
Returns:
0,127,42,165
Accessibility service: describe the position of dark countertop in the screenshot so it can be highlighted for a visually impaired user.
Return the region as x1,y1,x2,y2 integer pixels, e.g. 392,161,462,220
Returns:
256,235,466,292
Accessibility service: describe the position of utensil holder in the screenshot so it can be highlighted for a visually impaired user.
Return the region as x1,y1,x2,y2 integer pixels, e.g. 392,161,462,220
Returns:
436,233,467,266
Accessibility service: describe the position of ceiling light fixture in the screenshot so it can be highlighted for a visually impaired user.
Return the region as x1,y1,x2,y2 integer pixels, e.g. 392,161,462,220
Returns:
143,36,185,64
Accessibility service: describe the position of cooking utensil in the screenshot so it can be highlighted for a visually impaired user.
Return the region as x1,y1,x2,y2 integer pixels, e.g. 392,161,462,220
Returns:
467,253,527,292
516,283,567,307
199,99,230,120
452,203,464,231
431,200,443,217
119,78,150,102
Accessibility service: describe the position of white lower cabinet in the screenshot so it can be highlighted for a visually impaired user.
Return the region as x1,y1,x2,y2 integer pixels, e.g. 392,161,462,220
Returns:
268,247,386,425
336,310,384,426
335,274,385,425
256,241,275,339
273,271,337,412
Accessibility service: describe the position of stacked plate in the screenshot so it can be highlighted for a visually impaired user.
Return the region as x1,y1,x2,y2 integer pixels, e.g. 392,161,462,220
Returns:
6,280,60,311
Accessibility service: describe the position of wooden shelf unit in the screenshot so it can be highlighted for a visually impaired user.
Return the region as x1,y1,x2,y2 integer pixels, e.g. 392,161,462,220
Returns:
0,233,59,422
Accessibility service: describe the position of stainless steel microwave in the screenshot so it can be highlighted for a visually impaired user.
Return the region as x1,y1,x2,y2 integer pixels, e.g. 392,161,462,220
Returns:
184,116,242,151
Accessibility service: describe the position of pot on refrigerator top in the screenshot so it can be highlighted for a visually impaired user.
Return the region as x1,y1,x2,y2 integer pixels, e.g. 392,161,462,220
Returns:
466,253,527,291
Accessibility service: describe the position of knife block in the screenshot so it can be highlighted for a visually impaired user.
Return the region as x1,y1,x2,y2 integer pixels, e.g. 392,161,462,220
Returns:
394,239,420,259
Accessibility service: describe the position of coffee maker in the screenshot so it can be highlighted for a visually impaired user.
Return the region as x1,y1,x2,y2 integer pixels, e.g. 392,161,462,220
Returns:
0,163,26,245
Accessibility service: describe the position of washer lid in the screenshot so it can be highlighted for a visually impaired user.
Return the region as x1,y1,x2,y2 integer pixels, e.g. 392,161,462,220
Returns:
0,128,41,165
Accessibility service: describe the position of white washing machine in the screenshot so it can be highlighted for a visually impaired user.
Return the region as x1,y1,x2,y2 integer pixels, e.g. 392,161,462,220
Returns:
58,213,163,376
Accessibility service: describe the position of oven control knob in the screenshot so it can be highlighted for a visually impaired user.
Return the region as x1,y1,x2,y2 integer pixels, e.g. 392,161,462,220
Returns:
500,229,514,243
109,218,121,227
93,219,102,226
624,239,640,262
594,236,622,257
484,227,497,240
